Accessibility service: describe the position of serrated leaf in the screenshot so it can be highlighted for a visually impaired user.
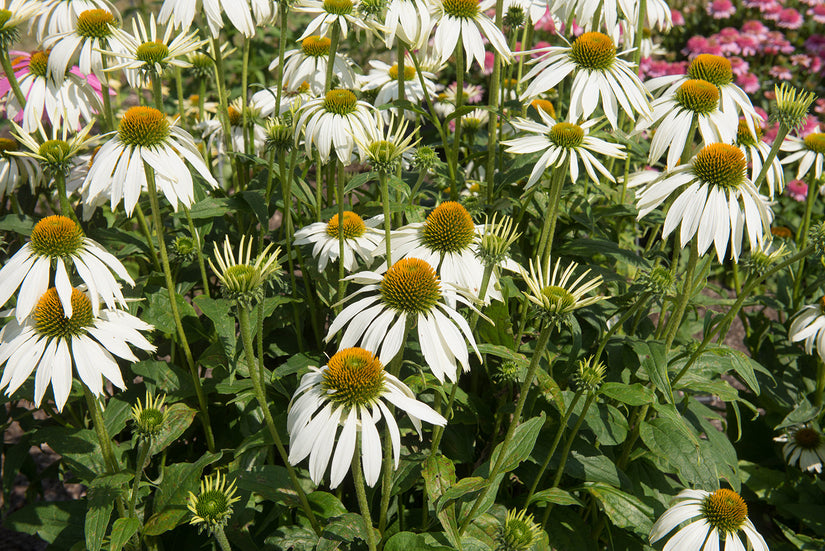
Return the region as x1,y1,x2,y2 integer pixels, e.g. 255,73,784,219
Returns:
585,482,653,537
489,413,545,473
599,382,655,406
108,518,141,551
527,488,583,507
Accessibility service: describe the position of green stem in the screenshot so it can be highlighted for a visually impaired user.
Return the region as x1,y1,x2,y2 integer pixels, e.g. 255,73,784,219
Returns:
150,72,163,111
663,240,698,351
100,56,115,132
275,2,288,109
429,382,459,456
175,67,188,132
525,390,584,506
83,388,127,519
536,165,565,271
380,172,392,266
353,434,378,551
129,439,151,518
134,203,162,272
396,41,406,106
631,0,647,68
1,50,26,107
145,165,216,452
211,36,235,158
53,172,77,222
409,51,447,145
459,324,554,534
593,294,651,364
753,123,790,192
816,358,825,408
183,206,210,298
485,0,505,207
792,173,818,308
213,525,233,551
241,37,251,155
237,307,322,536
450,40,465,202
325,24,341,94
278,150,304,349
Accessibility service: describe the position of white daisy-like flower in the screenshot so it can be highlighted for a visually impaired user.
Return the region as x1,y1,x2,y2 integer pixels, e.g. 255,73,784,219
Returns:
295,88,379,165
520,257,603,321
775,425,825,474
326,257,481,383
294,211,383,272
158,0,273,38
649,488,769,551
295,0,370,40
4,50,103,134
503,109,626,189
781,132,825,185
634,143,773,262
551,0,621,35
521,32,651,130
33,0,116,43
375,201,513,305
0,137,41,199
0,0,42,48
429,0,512,71
384,0,431,49
637,78,734,170
82,106,218,216
199,97,266,157
0,287,154,411
271,35,357,95
433,81,484,118
43,8,120,82
737,119,784,198
0,215,135,323
789,298,825,362
360,59,437,119
104,14,206,88
288,347,446,488
647,54,761,136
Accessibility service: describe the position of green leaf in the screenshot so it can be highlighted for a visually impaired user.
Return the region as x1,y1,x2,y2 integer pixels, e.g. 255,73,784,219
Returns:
317,513,378,551
308,491,348,519
0,213,35,235
527,488,583,507
556,238,649,268
5,501,86,546
142,288,198,335
148,403,197,456
435,477,486,514
132,360,194,399
384,532,453,551
489,413,546,473
422,454,461,549
476,344,529,368
193,295,237,361
188,197,232,219
564,451,621,486
599,382,655,406
34,427,111,481
237,464,295,506
143,452,222,536
86,474,129,551
264,525,318,551
640,341,673,403
239,189,269,224
639,418,715,488
584,482,653,537
108,518,141,551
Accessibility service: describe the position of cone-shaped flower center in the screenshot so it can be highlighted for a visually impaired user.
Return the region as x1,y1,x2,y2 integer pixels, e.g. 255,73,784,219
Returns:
687,54,733,87
223,265,259,291
227,105,242,126
540,285,576,313
0,137,18,153
692,143,746,189
118,106,170,147
530,99,556,118
133,402,167,436
442,0,480,18
326,211,367,239
29,50,49,78
804,133,825,155
322,347,385,405
676,79,719,114
501,509,541,551
136,40,169,65
301,35,331,57
323,89,357,115
381,258,442,313
549,122,584,148
35,288,94,338
195,490,232,523
736,119,761,147
31,215,84,257
76,9,115,38
388,63,416,80
794,426,822,449
323,0,353,14
421,201,476,253
570,32,616,71
701,489,748,534
38,139,72,164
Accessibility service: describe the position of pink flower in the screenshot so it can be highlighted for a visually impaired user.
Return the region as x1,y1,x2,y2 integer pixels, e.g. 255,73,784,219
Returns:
805,35,825,56
764,32,794,55
769,65,793,80
671,8,685,25
729,56,750,76
736,72,760,93
736,35,759,56
743,0,782,12
787,179,808,202
762,3,784,20
799,0,823,6
814,98,825,117
683,36,723,57
707,0,736,18
741,20,769,38
777,7,803,28
534,8,556,32
809,5,825,23
798,116,821,137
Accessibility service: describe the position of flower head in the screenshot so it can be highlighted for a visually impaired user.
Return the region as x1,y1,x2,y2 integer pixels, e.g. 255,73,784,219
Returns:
497,509,543,551
187,472,241,533
477,214,521,268
520,258,602,328
354,114,419,174
43,8,120,82
430,0,512,71
775,425,825,473
288,347,446,488
0,286,155,411
774,82,817,132
0,136,41,199
209,236,282,307
131,392,169,439
781,131,825,184
159,0,272,38
0,0,41,48
650,488,768,551
294,212,383,272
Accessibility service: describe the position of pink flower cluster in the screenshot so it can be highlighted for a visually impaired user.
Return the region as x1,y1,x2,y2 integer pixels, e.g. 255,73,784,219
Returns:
639,58,688,79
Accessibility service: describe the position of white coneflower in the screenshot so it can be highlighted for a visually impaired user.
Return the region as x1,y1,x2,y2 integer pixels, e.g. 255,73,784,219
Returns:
429,0,512,71
295,0,370,40
199,97,267,156
326,257,481,383
383,0,431,49
737,119,784,198
649,488,768,551
520,257,603,327
0,215,135,321
295,88,379,165
0,286,155,411
0,0,42,48
159,0,273,38
775,425,825,474
504,109,626,188
288,347,446,488
360,59,437,119
295,212,383,272
781,131,825,184
520,31,651,130
33,0,116,43
789,297,825,363
0,137,41,199
636,78,734,170
104,14,206,87
634,143,773,262
82,106,218,216
44,8,120,82
271,35,357,95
